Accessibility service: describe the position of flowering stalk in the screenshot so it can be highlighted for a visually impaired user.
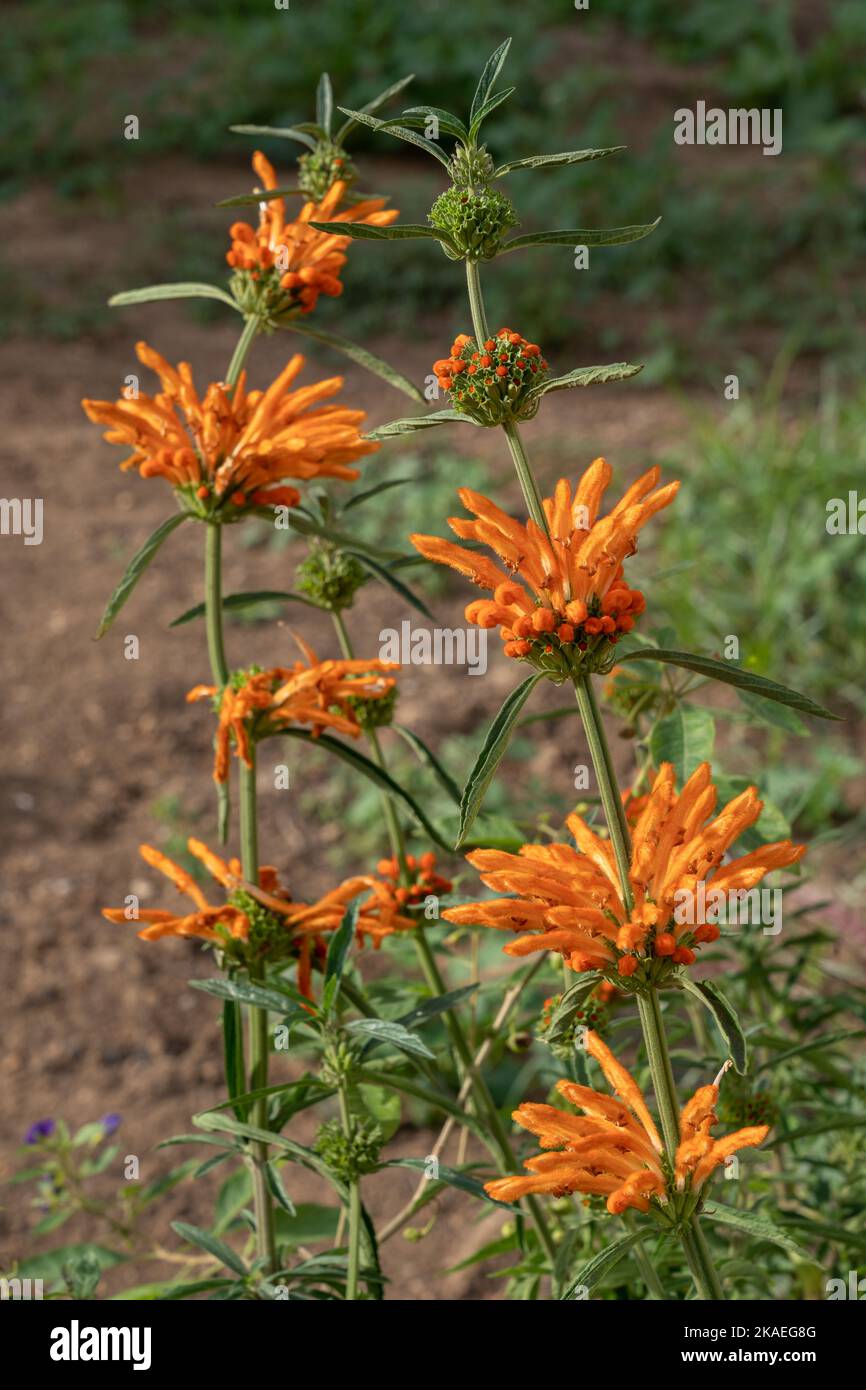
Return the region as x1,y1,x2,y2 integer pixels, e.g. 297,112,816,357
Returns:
458,255,723,1297
328,604,557,1264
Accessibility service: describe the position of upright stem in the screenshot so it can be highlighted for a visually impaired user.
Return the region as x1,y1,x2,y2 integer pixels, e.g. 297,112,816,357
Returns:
240,747,277,1274
204,524,230,686
330,606,557,1265
226,313,260,389
337,1081,362,1301
572,674,633,906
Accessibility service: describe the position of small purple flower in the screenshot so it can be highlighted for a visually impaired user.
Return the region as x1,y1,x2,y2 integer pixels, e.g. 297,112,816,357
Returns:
100,1113,121,1136
24,1118,56,1145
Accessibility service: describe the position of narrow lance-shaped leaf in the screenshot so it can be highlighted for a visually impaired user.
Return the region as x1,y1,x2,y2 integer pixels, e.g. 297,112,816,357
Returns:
501,218,662,254
457,672,547,847
170,590,321,628
217,188,303,208
470,37,512,125
95,513,189,639
531,362,643,398
381,1157,510,1206
468,86,516,139
391,724,461,805
344,1018,436,1061
346,549,434,620
397,106,468,141
701,1203,812,1260
335,107,450,167
365,409,483,440
108,283,240,310
284,317,423,402
561,1229,652,1299
170,1222,247,1277
678,976,748,1074
222,1000,247,1123
229,123,318,150
494,145,626,176
617,649,841,721
335,73,415,143
316,72,333,137
279,729,451,850
308,219,454,250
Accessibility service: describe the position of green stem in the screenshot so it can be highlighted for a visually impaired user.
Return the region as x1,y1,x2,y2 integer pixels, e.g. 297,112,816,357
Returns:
337,1082,362,1301
572,674,633,907
240,746,276,1274
622,1211,665,1300
226,313,260,389
331,605,556,1264
204,523,230,687
636,991,680,1161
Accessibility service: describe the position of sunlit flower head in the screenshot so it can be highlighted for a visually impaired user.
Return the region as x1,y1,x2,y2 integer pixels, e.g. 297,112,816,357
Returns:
443,761,805,984
433,327,549,425
102,839,414,991
485,1030,769,1214
411,459,678,676
81,344,378,518
226,151,398,320
187,633,398,784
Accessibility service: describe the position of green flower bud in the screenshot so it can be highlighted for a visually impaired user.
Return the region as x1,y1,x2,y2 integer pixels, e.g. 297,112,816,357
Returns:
429,185,517,262
448,144,496,188
314,1117,382,1181
298,142,357,201
297,542,367,610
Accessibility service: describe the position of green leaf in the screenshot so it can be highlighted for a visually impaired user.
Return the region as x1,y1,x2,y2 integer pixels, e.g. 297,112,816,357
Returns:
649,706,716,784
108,282,240,310
470,38,512,125
309,218,453,247
764,1115,866,1148
391,724,461,805
532,362,643,397
456,673,546,847
544,974,602,1043
343,477,411,511
398,106,468,141
265,1161,297,1216
222,999,247,1122
213,1166,253,1233
344,1018,436,1061
335,73,415,143
16,1244,125,1283
333,108,450,167
190,976,310,1016
678,977,748,1073
324,901,358,994
530,361,639,400
216,187,303,208
280,729,450,849
736,688,809,737
561,1229,650,1298
285,318,423,402
701,1203,811,1260
274,1202,340,1247
755,1028,865,1074
494,145,625,176
346,549,434,619
170,1221,247,1277
395,983,479,1030
365,408,482,440
96,513,188,639
501,218,661,253
170,589,320,627
617,649,840,721
316,72,333,136
468,87,516,139
229,123,318,150
381,1157,508,1205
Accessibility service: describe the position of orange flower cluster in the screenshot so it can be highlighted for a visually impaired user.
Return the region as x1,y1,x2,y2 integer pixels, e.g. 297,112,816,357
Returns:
81,344,378,515
485,1030,769,1213
187,635,398,783
376,851,453,906
411,460,677,670
226,152,398,315
443,762,805,981
433,328,548,424
102,840,415,994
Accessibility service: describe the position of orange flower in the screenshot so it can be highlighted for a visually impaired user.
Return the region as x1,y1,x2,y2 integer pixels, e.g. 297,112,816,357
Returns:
485,1030,768,1213
411,459,678,671
226,151,398,316
443,761,805,982
376,850,453,905
102,840,415,993
81,344,378,514
187,634,398,783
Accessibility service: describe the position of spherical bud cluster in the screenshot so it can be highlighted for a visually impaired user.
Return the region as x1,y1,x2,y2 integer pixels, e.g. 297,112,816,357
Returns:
297,542,367,611
376,851,452,906
298,142,357,201
227,888,290,962
428,185,517,261
344,682,398,730
433,329,548,425
537,993,610,1061
313,1117,382,1180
